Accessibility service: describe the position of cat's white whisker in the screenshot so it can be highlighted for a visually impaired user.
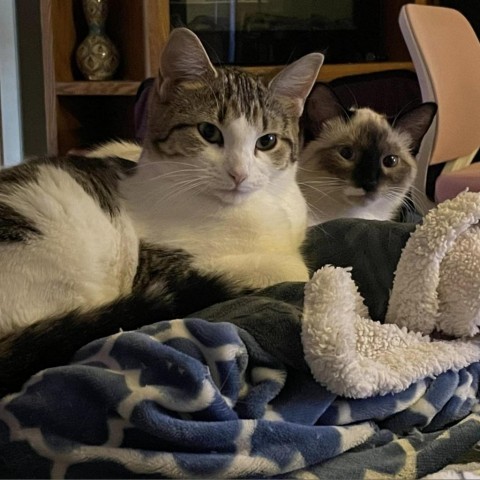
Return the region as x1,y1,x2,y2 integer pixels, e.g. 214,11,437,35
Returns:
133,160,200,169
408,185,432,214
137,174,207,203
298,181,346,196
299,182,347,211
306,201,326,220
156,179,210,205
301,188,339,200
297,166,333,175
300,180,347,188
139,167,208,184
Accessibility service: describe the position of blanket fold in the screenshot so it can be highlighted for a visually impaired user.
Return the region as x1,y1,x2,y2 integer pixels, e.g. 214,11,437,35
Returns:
301,192,480,398
302,266,480,398
1,313,479,478
386,190,480,337
0,318,376,479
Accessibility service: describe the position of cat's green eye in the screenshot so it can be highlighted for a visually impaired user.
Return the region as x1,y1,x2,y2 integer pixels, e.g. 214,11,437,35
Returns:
383,155,399,168
339,146,354,160
256,134,277,151
198,122,223,145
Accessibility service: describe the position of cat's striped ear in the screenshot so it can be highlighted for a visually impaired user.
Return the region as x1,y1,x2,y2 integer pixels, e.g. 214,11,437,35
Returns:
157,28,217,98
269,53,324,117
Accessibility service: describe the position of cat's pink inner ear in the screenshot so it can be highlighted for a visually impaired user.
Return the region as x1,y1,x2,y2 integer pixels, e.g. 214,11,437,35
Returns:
159,28,217,85
269,53,324,116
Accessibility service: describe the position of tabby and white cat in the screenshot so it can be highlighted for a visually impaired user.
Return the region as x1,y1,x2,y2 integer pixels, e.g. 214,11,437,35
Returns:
298,83,437,225
0,28,323,395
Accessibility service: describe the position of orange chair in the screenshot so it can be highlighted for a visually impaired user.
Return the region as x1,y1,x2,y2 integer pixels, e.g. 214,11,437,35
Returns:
399,4,480,213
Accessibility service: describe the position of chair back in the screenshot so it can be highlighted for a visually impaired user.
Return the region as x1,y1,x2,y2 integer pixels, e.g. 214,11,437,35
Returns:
399,4,480,166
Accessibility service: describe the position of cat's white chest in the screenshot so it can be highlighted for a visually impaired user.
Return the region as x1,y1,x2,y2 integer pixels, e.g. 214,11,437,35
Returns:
170,199,309,288
123,172,309,289
307,193,399,225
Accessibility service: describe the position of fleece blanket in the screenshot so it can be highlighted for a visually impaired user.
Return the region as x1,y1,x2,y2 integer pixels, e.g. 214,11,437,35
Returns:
1,317,480,479
1,193,480,478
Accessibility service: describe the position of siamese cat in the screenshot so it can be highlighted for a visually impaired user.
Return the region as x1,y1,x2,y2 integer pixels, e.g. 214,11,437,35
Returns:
298,83,437,225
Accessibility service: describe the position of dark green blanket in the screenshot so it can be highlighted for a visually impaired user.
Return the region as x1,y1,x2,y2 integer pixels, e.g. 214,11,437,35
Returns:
196,218,416,372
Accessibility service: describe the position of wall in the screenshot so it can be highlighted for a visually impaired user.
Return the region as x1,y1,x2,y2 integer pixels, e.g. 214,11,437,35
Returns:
0,0,23,166
0,0,47,165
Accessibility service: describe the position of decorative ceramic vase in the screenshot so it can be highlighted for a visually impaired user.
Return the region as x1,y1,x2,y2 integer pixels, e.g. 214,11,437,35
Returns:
76,0,120,81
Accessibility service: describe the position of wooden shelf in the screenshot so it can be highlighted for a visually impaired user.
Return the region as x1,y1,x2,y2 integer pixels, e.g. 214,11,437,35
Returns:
56,81,141,96
245,61,415,83
317,62,415,82
41,0,170,154
54,62,415,99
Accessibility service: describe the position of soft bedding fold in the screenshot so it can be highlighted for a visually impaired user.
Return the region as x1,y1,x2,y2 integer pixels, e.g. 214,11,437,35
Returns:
1,315,479,478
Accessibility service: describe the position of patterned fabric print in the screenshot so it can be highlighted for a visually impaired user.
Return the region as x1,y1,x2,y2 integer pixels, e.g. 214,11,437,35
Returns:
0,318,375,478
289,414,480,479
317,365,480,434
1,316,480,478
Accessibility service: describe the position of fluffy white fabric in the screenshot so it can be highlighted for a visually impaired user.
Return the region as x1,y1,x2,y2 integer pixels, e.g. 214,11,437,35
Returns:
302,191,480,398
386,190,480,337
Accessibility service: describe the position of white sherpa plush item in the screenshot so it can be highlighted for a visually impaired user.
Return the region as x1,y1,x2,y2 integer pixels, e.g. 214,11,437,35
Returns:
386,190,480,337
301,191,480,398
302,266,480,398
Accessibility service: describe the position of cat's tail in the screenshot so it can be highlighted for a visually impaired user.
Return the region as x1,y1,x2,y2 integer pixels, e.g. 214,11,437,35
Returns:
0,273,241,397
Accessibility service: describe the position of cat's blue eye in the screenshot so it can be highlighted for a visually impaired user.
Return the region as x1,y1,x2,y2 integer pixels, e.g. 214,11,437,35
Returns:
339,146,354,160
198,123,223,145
383,155,399,168
256,134,277,151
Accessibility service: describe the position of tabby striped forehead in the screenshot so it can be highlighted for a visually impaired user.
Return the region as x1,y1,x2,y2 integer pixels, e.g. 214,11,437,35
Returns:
158,67,289,131
215,68,269,123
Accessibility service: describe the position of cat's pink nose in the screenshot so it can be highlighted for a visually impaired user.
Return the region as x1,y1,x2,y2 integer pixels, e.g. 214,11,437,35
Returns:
228,170,247,186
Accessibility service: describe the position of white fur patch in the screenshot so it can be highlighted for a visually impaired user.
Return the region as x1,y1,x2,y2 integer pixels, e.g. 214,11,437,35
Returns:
343,186,366,197
87,140,142,162
0,165,138,335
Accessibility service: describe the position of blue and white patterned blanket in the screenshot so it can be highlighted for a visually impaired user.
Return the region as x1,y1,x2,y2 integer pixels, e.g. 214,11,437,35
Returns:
1,216,480,478
1,314,480,478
